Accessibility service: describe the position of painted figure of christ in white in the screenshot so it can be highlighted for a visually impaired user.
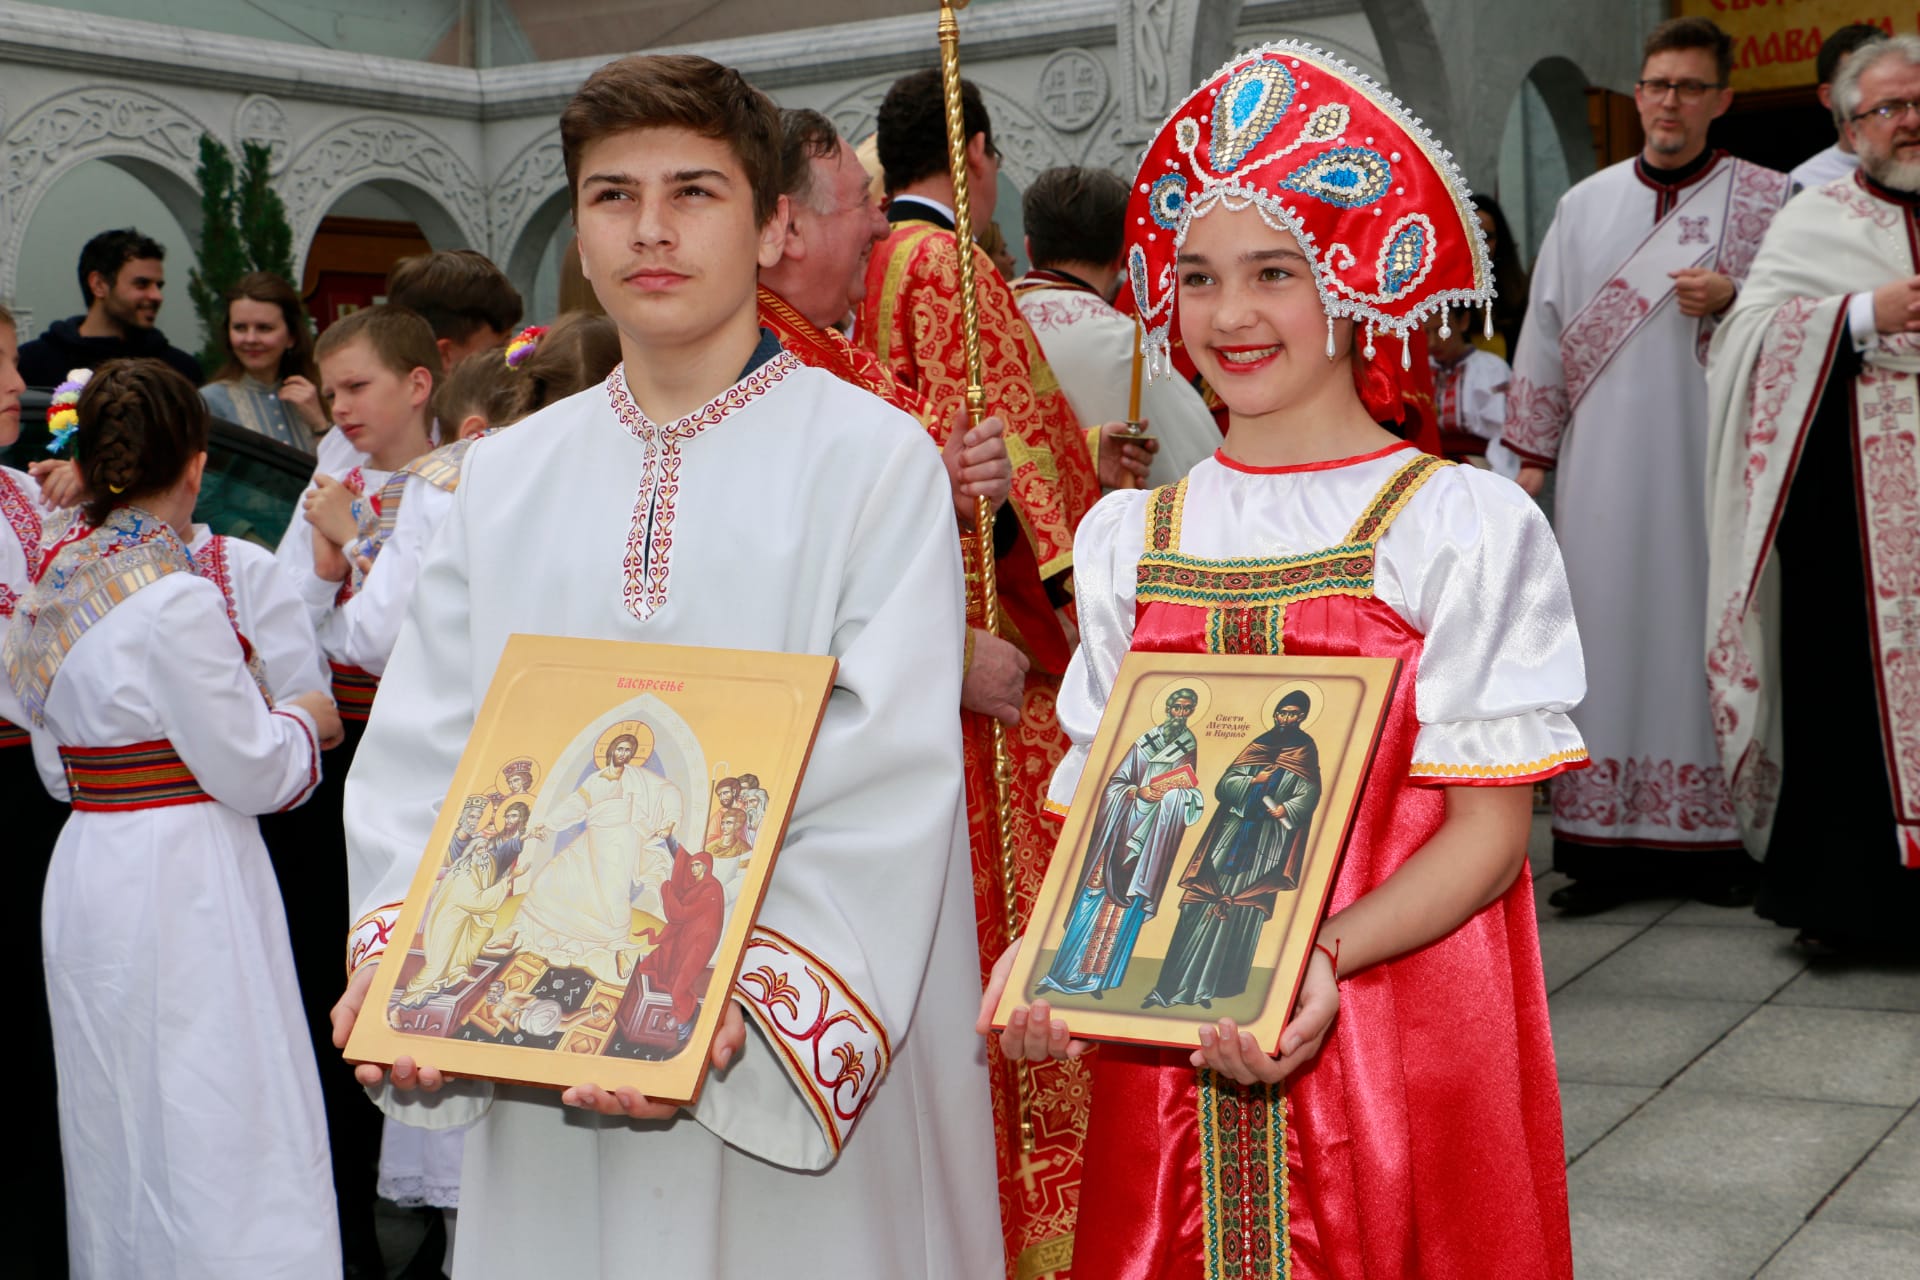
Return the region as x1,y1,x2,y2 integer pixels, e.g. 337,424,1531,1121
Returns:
510,732,683,982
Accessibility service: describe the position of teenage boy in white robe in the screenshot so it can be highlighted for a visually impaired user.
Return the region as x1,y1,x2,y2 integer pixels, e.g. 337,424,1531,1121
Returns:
327,53,999,1279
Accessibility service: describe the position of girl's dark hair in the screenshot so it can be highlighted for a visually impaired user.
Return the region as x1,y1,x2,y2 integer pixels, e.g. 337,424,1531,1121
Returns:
1471,193,1531,353
215,271,319,387
77,359,209,526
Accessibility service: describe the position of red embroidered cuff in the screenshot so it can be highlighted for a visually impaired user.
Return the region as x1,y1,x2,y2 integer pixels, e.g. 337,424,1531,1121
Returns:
346,902,403,978
733,927,891,1156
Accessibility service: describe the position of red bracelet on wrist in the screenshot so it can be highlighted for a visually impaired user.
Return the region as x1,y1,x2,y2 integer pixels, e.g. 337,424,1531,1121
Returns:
1313,939,1341,980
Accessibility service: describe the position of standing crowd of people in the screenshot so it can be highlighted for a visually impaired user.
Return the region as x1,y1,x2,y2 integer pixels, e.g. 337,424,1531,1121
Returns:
0,13,1911,1280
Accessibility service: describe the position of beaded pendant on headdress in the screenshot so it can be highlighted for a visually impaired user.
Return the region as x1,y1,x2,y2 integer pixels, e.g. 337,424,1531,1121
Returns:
1126,41,1494,374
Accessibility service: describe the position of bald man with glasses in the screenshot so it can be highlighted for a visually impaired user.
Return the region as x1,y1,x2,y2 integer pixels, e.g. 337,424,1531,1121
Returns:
1505,15,1792,915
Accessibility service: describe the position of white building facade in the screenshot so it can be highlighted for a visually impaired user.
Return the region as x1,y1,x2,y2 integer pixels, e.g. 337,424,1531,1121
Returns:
0,0,1661,348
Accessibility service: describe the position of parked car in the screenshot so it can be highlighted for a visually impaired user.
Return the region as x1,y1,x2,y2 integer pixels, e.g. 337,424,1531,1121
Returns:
3,387,315,547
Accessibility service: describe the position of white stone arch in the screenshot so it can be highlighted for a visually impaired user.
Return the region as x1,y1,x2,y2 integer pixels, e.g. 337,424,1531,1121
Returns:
283,116,487,281
0,85,216,301
1497,55,1595,261
491,135,570,297
820,77,1076,196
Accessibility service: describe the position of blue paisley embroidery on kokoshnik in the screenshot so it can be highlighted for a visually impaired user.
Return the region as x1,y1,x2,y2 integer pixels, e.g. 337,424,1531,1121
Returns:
1280,147,1392,209
1151,174,1190,228
1209,60,1297,172
1379,219,1429,296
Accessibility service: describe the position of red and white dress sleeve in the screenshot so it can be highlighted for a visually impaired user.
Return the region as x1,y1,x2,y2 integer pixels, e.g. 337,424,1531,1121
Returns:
1380,465,1590,785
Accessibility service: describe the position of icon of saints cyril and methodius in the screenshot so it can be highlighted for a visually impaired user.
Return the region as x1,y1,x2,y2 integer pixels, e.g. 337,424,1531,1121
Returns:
1037,681,1324,1010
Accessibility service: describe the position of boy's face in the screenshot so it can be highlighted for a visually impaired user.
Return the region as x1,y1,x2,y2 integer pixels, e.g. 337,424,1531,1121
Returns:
318,337,431,462
573,125,785,355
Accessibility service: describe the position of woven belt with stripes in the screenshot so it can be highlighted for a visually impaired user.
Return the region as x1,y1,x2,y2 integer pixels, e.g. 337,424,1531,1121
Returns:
58,739,211,811
329,662,380,724
0,717,28,750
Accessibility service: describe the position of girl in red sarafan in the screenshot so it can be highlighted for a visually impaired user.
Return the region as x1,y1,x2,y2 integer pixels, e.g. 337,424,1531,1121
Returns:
983,41,1590,1279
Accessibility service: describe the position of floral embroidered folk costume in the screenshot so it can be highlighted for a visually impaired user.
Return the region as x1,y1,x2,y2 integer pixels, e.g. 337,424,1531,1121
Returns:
859,197,1102,1273
5,507,336,1279
1045,42,1590,1278
1705,165,1920,949
1504,139,1790,882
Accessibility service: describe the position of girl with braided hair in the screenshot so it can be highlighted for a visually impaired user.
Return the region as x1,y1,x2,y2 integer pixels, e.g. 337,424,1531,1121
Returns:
4,357,346,1278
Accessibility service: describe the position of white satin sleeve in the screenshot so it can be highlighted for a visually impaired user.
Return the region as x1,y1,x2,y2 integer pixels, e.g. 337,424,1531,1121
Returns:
1046,488,1148,814
1376,466,1589,785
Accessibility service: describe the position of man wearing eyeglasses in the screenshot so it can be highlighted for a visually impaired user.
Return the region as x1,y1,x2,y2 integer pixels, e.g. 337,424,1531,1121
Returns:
1706,34,1920,958
1506,16,1793,916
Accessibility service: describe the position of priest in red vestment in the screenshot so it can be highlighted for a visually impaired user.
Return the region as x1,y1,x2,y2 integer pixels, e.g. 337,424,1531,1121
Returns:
762,102,1092,1278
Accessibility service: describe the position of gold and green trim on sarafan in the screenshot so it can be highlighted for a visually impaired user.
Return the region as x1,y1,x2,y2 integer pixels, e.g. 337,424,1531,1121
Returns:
1207,602,1285,655
1197,1070,1290,1279
1343,451,1448,544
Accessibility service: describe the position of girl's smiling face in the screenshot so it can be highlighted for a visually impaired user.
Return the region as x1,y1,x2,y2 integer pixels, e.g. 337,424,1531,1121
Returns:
1175,204,1353,420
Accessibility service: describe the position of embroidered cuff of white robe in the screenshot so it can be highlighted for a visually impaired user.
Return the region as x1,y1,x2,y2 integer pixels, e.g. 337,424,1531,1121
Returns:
347,902,404,977
733,927,892,1156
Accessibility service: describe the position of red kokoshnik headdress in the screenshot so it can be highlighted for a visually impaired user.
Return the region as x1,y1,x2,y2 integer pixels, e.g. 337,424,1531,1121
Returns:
1126,41,1495,377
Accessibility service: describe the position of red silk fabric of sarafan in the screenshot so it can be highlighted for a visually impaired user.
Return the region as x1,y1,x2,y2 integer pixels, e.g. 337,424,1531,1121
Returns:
1073,560,1571,1279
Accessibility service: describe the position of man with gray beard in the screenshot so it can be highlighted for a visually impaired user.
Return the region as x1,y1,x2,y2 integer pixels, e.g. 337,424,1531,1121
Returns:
1705,34,1920,957
1507,16,1792,913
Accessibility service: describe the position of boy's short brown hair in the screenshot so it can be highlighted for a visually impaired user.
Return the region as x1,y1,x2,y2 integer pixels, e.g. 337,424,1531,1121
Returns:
561,54,782,226
316,305,441,387
386,250,523,343
1643,16,1735,85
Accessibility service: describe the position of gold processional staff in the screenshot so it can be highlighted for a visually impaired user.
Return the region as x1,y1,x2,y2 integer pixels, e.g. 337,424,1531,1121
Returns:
935,0,1032,1151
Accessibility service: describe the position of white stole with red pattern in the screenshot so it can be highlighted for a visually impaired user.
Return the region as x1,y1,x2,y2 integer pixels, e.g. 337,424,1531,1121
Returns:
1707,172,1920,867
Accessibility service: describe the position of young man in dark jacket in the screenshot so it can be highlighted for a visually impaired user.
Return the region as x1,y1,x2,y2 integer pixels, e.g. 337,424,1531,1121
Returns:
18,228,203,387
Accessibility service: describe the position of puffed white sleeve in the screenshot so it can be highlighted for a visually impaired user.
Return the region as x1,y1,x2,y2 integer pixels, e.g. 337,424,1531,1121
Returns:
341,460,493,1131
1045,488,1147,814
698,419,969,1171
312,476,456,675
1378,467,1589,785
148,576,323,814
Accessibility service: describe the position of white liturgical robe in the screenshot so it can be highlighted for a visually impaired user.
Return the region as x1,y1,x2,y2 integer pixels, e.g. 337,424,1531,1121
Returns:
1013,274,1220,487
188,525,330,703
342,351,1000,1279
1505,152,1789,855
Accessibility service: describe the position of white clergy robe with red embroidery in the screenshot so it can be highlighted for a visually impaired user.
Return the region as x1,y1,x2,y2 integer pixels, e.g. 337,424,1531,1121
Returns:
1505,152,1789,857
341,355,1000,1279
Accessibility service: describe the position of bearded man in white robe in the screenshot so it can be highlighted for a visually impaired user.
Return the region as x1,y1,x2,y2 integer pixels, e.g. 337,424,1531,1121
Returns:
1504,16,1791,913
1705,34,1920,956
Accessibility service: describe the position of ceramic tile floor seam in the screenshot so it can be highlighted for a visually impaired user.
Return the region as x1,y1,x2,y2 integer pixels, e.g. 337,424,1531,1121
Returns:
1744,1099,1918,1278
1561,1002,1769,1173
1562,1088,1661,1170
1543,915,1662,993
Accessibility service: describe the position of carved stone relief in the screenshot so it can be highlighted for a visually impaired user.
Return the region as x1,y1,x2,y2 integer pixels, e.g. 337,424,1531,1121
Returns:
490,136,566,262
283,116,487,255
1035,49,1109,133
0,86,213,296
233,94,292,173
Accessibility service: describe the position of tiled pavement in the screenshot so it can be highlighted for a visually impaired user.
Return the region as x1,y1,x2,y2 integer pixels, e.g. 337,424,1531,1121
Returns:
1531,819,1920,1279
